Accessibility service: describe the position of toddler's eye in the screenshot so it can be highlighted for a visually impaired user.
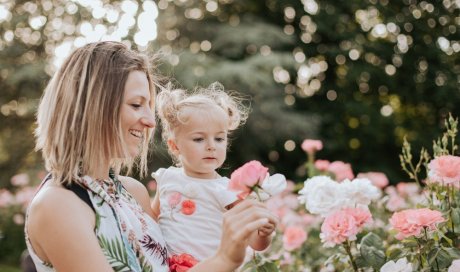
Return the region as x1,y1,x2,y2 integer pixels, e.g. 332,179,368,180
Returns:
193,138,204,142
216,137,226,142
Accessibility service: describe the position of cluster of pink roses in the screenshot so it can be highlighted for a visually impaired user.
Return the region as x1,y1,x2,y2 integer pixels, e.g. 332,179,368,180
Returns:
298,175,378,247
389,208,445,240
320,207,372,247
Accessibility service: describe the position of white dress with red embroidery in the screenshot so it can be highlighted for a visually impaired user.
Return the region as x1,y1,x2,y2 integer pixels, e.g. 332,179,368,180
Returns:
153,167,238,261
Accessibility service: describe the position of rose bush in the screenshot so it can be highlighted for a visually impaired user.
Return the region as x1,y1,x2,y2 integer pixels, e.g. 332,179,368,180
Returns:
242,114,460,272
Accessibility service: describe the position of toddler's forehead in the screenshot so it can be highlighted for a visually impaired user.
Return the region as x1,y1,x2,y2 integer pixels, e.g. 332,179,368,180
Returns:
175,105,228,131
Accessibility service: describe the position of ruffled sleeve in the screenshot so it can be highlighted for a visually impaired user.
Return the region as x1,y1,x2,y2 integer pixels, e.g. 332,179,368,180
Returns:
151,168,167,188
215,178,239,210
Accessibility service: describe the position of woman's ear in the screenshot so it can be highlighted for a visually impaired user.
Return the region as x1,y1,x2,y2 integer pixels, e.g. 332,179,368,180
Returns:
167,139,180,155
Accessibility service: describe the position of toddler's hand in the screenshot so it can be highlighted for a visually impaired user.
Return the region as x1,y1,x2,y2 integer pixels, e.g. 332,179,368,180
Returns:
257,221,276,237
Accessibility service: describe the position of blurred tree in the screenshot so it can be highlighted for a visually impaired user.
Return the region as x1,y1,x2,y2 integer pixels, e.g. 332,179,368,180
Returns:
153,0,460,181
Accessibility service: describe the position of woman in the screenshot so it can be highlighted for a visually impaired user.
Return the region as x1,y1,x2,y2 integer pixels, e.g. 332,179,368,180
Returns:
26,41,276,271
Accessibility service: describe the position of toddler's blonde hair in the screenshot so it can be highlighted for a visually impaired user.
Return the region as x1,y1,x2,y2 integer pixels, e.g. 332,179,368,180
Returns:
156,82,249,162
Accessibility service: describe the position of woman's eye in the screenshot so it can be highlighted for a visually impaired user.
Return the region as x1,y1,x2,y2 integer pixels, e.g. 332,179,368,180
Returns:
131,104,141,109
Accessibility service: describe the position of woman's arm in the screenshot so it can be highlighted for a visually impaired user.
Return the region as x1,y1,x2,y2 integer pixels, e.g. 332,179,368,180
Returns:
190,200,278,271
27,184,113,272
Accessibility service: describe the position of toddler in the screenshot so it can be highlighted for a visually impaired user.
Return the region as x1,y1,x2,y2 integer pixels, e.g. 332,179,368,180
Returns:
151,83,275,262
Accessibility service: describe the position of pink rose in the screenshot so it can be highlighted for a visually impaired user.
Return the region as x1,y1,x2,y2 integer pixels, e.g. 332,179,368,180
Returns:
320,210,359,247
314,160,330,171
228,160,268,199
0,189,15,208
14,187,35,208
389,208,445,240
357,172,389,188
414,208,445,230
342,207,373,230
282,226,307,251
328,161,354,182
385,194,407,212
428,155,460,187
396,182,419,197
11,173,29,187
301,139,323,154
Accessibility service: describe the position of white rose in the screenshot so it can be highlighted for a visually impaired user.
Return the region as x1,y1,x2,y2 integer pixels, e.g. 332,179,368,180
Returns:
298,176,347,216
249,189,271,201
380,258,413,272
341,178,381,207
261,173,287,197
448,259,460,272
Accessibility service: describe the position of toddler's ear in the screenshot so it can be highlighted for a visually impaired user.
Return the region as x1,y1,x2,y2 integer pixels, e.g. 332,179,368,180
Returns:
167,139,180,155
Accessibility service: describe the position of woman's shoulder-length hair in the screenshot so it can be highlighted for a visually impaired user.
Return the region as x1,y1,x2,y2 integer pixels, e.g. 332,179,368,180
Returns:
35,41,157,184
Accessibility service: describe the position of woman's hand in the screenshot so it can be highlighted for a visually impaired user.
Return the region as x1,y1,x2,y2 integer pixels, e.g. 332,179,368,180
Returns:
190,199,278,271
217,199,278,268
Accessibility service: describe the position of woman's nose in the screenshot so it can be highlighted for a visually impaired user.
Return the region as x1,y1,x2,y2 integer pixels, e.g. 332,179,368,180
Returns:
142,109,156,128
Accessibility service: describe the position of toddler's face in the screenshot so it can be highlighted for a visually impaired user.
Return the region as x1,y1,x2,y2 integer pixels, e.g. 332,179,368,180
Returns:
170,106,228,179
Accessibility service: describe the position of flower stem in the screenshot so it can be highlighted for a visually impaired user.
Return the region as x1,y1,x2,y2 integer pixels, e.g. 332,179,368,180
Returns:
448,185,456,233
343,240,359,272
416,239,424,269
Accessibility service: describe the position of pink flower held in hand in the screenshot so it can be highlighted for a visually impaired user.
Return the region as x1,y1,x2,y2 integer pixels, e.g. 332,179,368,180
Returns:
320,210,359,247
389,208,445,240
228,160,268,199
428,155,460,187
282,226,307,251
301,139,323,154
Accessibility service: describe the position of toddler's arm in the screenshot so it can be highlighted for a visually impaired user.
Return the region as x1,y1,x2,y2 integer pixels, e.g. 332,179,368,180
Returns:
150,181,160,221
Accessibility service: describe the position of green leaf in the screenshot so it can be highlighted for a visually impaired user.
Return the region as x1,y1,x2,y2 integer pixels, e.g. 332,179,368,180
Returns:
445,247,460,260
427,248,453,270
360,232,384,251
360,245,386,270
451,208,460,233
256,261,280,272
386,247,404,260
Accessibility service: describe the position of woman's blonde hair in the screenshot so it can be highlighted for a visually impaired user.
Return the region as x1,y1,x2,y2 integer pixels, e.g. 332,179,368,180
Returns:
35,41,156,184
156,82,249,162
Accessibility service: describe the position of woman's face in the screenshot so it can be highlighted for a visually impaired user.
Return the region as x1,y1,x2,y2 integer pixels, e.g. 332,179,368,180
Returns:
119,70,155,157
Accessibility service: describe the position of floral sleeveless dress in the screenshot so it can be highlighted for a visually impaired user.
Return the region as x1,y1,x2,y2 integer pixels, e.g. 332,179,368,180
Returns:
25,173,169,272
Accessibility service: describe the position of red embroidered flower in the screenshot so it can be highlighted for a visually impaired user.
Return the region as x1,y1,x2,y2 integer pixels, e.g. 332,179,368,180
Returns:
181,200,196,215
168,253,198,272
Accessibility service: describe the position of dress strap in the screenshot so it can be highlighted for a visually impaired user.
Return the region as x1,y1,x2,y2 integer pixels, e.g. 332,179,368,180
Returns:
63,182,95,212
36,173,95,212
